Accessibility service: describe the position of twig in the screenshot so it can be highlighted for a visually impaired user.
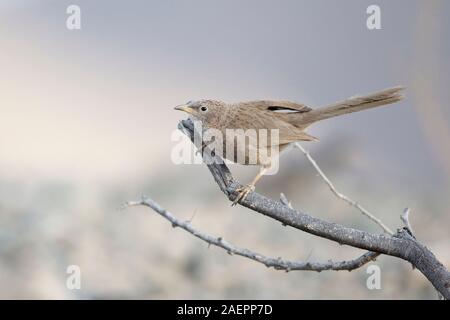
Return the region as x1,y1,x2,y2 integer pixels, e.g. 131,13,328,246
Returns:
294,143,393,235
126,196,380,272
400,208,414,236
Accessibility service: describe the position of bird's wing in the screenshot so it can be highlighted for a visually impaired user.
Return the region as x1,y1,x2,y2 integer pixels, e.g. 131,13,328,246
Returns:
240,100,312,113
230,102,318,144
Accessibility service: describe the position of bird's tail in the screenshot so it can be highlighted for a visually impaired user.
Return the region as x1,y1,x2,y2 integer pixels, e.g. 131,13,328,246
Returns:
295,86,405,127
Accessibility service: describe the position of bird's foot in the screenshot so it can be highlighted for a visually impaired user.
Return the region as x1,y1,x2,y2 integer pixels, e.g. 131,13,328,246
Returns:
231,184,255,206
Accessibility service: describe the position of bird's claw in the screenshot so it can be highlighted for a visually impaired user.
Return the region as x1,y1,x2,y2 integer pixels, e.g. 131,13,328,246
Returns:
231,184,255,206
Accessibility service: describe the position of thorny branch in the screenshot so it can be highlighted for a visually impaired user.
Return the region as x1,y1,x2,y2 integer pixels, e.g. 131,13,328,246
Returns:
128,119,450,299
126,197,380,272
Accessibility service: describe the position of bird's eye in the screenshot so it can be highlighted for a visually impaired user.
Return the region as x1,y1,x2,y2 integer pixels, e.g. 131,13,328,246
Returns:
200,106,208,112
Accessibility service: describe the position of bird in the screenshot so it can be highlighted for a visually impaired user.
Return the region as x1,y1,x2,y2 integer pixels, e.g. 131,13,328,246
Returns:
174,86,404,205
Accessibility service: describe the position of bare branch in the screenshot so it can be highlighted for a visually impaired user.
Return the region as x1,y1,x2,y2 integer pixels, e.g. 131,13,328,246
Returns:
126,197,380,272
131,119,449,298
294,143,393,235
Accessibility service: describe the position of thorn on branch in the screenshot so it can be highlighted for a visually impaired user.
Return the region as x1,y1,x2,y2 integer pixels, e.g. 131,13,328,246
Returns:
280,193,293,209
188,208,198,223
400,208,415,237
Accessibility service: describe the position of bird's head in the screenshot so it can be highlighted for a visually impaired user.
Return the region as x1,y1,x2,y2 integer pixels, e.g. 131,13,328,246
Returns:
174,100,225,124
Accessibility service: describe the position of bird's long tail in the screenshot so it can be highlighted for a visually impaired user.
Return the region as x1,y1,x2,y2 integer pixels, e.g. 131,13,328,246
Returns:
296,86,405,127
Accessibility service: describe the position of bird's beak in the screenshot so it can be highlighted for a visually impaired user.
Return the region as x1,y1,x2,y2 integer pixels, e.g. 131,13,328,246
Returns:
174,105,194,114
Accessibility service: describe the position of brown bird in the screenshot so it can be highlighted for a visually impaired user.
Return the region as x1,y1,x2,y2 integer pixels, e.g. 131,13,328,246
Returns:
175,86,404,205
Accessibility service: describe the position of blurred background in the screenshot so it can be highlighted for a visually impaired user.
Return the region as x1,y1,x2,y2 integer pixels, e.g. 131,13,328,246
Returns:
0,0,449,299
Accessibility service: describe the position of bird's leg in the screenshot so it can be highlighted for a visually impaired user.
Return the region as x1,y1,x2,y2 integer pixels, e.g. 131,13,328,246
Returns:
232,167,268,206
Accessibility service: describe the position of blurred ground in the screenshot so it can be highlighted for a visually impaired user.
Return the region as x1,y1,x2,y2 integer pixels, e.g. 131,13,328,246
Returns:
0,0,449,299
